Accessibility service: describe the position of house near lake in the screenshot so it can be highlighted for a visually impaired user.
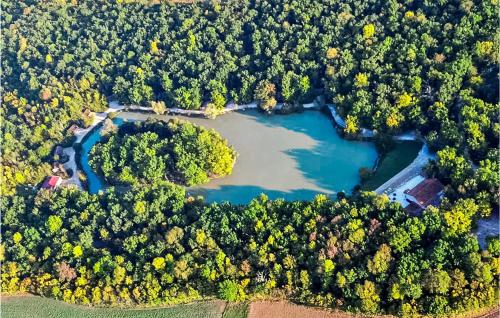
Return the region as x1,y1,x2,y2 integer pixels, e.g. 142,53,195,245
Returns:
52,162,66,173
41,176,62,190
404,178,444,210
67,124,80,135
388,175,444,215
82,108,94,117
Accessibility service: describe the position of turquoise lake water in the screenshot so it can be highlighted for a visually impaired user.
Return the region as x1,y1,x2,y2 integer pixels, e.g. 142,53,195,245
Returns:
80,118,124,194
80,111,378,203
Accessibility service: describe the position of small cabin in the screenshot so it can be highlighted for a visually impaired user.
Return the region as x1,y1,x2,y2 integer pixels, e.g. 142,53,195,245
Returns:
41,176,62,190
82,108,93,117
52,162,67,174
404,178,444,210
52,162,61,173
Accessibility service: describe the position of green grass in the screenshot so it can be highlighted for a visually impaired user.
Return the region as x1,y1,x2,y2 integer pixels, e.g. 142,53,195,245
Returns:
222,302,249,318
361,141,422,191
1,296,235,318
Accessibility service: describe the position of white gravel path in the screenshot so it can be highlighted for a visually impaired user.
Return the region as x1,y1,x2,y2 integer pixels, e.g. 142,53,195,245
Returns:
61,147,83,190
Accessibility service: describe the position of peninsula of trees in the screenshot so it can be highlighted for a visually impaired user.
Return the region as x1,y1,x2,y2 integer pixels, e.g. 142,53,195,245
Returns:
90,119,236,186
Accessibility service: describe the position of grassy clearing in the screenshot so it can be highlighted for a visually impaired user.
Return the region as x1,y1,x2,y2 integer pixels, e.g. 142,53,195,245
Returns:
1,296,227,318
222,302,249,318
361,141,422,191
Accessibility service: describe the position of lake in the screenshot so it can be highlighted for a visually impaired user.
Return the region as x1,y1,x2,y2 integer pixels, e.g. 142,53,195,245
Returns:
107,110,378,203
79,110,380,202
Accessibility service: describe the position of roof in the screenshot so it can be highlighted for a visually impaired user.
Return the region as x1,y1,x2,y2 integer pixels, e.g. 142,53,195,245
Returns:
405,201,424,216
41,176,61,189
404,178,444,208
387,175,425,208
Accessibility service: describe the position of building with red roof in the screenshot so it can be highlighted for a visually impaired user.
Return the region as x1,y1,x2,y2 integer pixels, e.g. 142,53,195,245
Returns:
404,178,444,210
41,176,62,190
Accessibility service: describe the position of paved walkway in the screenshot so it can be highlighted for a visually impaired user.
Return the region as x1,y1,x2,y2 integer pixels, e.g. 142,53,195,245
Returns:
393,131,417,141
73,102,125,143
61,147,83,190
326,104,418,141
327,104,346,128
326,104,376,138
124,100,322,115
125,101,259,116
375,144,436,195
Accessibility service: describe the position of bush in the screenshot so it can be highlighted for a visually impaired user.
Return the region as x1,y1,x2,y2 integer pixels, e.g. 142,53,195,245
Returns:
218,280,244,301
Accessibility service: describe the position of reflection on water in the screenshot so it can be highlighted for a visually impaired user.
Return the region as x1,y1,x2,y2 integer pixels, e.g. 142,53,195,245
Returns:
81,111,378,202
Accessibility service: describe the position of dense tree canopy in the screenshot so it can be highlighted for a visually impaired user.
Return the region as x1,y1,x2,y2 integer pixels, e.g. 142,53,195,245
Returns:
1,0,498,193
1,0,499,316
89,119,236,186
2,188,498,316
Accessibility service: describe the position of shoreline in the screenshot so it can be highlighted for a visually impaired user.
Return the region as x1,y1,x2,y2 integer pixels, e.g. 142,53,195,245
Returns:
93,108,377,201
67,99,421,200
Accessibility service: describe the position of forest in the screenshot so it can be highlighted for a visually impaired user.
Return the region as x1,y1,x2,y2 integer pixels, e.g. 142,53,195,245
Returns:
1,0,498,194
2,187,499,316
89,119,236,186
1,0,499,316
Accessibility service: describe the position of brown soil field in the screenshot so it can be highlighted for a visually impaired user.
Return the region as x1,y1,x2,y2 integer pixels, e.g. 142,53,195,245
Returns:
248,301,393,318
248,301,500,318
2,294,497,318
461,307,500,318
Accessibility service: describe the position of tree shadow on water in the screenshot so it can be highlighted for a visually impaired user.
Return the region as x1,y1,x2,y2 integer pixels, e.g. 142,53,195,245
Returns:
239,110,378,193
188,185,334,205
